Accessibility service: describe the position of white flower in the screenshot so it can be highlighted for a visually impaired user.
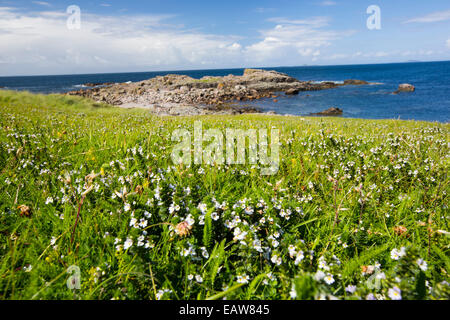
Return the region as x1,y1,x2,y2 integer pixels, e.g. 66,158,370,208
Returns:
124,203,131,212
123,238,133,250
244,207,253,215
233,228,247,241
345,285,357,294
201,247,209,259
324,274,335,285
187,274,194,281
388,287,402,300
139,219,148,229
416,259,428,271
390,247,406,260
294,251,304,265
271,254,282,266
23,265,33,272
129,217,138,228
271,239,279,248
211,212,220,221
198,203,207,214
50,237,57,246
290,284,297,299
195,275,203,283
45,197,54,205
185,214,195,226
366,293,376,300
237,274,249,284
314,270,326,281
288,245,297,258
253,240,263,253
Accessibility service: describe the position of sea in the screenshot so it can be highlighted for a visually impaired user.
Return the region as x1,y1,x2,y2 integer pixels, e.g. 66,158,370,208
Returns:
0,61,449,122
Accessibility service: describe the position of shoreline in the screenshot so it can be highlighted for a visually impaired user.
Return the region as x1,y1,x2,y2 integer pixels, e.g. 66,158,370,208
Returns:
65,69,374,116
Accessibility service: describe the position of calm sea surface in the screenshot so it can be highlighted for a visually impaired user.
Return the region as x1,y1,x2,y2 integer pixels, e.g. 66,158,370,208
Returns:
0,61,449,122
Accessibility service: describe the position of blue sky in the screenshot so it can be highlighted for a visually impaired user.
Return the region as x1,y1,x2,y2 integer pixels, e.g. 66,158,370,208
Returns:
0,0,449,75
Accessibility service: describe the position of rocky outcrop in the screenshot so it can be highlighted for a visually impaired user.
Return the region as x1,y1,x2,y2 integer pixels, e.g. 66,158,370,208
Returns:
310,107,344,116
344,79,369,85
394,83,415,94
67,69,370,116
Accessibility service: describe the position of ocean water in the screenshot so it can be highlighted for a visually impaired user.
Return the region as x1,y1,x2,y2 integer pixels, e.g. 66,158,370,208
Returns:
0,61,449,122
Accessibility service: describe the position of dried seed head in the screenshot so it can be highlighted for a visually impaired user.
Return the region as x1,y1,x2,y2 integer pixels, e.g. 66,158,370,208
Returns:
135,185,143,195
18,205,32,217
394,226,408,236
175,221,192,237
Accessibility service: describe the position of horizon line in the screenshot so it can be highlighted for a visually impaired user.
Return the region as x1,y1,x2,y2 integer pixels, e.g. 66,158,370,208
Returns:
1,59,449,78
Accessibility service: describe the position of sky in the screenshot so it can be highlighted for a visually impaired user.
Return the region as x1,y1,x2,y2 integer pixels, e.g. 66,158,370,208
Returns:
0,0,449,76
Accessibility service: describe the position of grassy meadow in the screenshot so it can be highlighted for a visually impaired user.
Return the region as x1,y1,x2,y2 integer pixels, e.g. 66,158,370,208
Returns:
0,90,449,300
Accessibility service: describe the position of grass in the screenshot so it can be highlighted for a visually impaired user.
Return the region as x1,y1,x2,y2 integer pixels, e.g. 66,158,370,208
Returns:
0,90,449,300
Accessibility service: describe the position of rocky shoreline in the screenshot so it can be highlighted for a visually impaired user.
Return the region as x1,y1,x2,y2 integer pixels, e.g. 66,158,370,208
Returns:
66,69,373,116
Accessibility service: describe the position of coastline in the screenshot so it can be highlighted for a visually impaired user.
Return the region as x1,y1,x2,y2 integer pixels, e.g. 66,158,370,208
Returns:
65,69,375,116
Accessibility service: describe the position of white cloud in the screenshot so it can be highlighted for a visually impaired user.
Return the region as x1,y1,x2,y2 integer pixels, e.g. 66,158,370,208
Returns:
0,7,352,75
447,39,450,48
0,7,246,75
32,1,51,6
320,1,337,6
404,10,450,23
245,17,354,65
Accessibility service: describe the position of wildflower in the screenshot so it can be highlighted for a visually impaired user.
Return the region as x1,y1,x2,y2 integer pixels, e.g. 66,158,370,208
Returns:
290,284,297,299
211,212,220,221
271,253,282,266
195,275,203,283
156,289,171,300
390,247,406,260
45,197,54,205
388,287,402,300
129,218,138,228
294,251,304,265
345,285,357,294
198,203,207,214
137,236,145,247
201,247,209,259
138,219,148,229
185,214,195,226
50,237,57,246
253,239,263,253
23,265,33,272
124,203,131,212
123,238,133,250
244,207,254,215
237,274,249,284
187,274,194,281
270,239,279,248
416,259,428,271
288,245,297,258
324,274,335,285
233,228,247,242
366,293,376,300
314,270,326,281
